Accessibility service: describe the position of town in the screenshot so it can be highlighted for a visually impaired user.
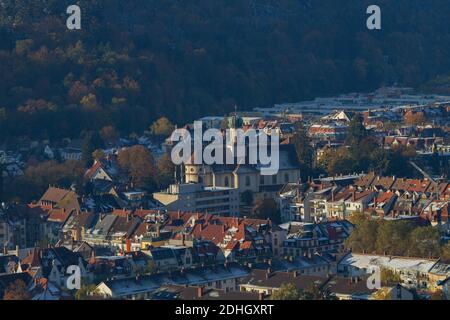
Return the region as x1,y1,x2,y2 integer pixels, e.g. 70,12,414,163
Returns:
1,86,450,301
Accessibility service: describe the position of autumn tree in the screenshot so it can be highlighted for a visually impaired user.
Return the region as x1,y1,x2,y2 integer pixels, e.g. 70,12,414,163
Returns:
404,111,426,126
271,283,303,300
441,243,450,263
118,145,156,190
375,220,416,256
6,160,85,202
92,149,105,161
346,113,367,148
100,126,118,145
381,268,402,287
292,123,314,180
156,153,175,188
253,198,279,223
150,117,175,138
345,215,379,254
241,190,254,206
407,227,441,259
81,94,99,110
3,280,31,300
75,284,101,300
81,131,103,166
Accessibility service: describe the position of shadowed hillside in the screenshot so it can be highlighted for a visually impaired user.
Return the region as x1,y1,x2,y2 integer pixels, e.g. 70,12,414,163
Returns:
1,0,450,139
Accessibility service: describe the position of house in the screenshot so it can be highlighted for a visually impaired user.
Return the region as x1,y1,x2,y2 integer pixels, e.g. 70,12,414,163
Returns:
438,277,450,300
323,276,376,300
146,247,180,271
60,139,83,161
84,159,115,182
327,188,377,219
151,284,263,300
38,187,81,212
96,262,250,299
4,204,47,248
62,211,97,242
386,284,416,300
44,208,74,244
280,221,353,260
20,247,93,289
0,253,20,274
162,212,273,263
108,210,141,250
308,123,348,141
337,253,439,290
239,269,328,296
84,214,118,246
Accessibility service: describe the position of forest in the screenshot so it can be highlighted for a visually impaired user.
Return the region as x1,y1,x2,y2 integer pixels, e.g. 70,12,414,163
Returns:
1,0,450,141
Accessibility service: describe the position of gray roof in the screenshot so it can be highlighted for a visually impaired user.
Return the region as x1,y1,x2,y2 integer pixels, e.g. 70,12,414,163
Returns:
100,263,249,297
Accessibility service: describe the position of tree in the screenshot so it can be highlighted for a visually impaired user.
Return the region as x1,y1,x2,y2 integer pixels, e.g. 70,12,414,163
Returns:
372,287,392,300
81,131,103,166
100,126,118,144
375,220,416,256
271,283,303,300
381,268,402,287
3,280,31,300
6,160,85,202
92,149,105,161
133,260,158,276
441,243,450,262
408,227,441,259
253,198,279,223
345,113,367,147
292,124,314,180
241,190,254,206
404,111,426,126
75,284,101,300
118,145,156,190
345,216,379,254
319,147,356,176
156,153,175,188
80,94,99,110
150,117,175,138
430,289,445,301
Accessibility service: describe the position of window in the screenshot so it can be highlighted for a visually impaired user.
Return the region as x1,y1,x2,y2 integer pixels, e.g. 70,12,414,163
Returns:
284,173,289,183
272,175,277,184
245,176,251,187
225,177,230,187
260,176,265,185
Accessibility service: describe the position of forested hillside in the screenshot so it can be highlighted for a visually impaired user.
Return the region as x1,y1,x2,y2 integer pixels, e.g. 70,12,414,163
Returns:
1,0,450,140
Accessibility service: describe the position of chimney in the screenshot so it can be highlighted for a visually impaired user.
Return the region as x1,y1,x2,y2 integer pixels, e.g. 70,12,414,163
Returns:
15,245,19,257
331,191,335,202
3,245,7,255
197,287,204,298
266,268,272,279
352,191,356,202
293,270,299,278
126,239,132,253
156,225,161,238
258,292,265,301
